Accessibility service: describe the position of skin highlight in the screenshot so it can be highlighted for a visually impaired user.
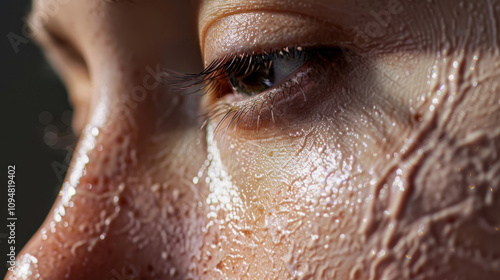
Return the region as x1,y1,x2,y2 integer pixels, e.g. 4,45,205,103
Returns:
6,0,500,279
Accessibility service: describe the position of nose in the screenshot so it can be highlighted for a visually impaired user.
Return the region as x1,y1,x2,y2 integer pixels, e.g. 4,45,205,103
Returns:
5,1,206,279
7,59,206,280
9,97,205,280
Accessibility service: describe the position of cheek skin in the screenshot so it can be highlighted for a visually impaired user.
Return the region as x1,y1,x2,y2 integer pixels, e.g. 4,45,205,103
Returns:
198,10,500,277
201,120,402,278
357,49,500,279
201,53,500,279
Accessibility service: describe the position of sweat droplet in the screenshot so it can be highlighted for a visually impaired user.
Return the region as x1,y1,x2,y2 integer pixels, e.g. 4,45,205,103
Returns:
377,250,386,258
91,127,99,136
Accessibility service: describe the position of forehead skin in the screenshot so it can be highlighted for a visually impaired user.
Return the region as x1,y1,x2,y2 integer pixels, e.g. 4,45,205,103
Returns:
7,0,500,279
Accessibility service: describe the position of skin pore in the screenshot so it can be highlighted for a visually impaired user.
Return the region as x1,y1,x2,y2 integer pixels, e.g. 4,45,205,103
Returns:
6,0,500,279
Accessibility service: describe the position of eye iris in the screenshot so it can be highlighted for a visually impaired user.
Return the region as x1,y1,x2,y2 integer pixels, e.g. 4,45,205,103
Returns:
229,63,274,96
228,48,309,97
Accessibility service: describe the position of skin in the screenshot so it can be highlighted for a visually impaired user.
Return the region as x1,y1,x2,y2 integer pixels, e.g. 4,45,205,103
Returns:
6,0,500,279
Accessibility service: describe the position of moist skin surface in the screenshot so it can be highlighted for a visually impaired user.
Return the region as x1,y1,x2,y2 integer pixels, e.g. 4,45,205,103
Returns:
6,0,500,279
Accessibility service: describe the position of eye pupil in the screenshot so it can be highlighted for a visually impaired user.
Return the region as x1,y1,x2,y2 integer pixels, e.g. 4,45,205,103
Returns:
229,65,274,96
227,47,309,97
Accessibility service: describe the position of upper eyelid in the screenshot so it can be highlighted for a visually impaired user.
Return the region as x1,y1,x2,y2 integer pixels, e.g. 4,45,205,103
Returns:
26,9,80,57
33,25,71,53
199,8,278,52
29,18,88,70
199,9,314,57
29,18,90,85
199,11,349,66
197,0,350,53
25,9,56,49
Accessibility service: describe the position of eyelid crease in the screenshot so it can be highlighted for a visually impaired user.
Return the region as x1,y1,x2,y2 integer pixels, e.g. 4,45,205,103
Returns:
199,8,295,53
198,0,352,52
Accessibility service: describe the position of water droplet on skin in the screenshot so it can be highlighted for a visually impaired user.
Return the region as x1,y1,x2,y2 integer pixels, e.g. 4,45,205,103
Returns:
82,155,89,164
418,224,425,236
377,250,386,258
169,267,176,276
91,127,99,137
13,254,39,280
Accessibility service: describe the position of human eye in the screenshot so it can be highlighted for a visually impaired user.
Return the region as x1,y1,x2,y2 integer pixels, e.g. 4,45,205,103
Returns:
165,45,348,135
164,1,416,143
225,47,311,97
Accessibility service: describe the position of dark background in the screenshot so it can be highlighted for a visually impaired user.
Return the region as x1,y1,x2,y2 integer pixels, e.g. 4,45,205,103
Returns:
1,0,74,277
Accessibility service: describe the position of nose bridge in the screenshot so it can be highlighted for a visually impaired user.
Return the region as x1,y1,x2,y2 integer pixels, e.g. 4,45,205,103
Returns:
7,80,193,280
8,6,206,280
3,0,207,278
8,78,212,280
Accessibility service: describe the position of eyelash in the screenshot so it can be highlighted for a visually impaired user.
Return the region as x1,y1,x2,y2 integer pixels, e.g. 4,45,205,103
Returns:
162,47,335,134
